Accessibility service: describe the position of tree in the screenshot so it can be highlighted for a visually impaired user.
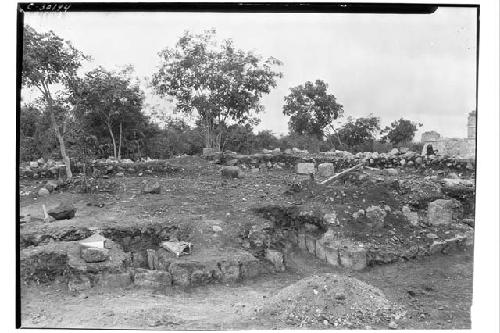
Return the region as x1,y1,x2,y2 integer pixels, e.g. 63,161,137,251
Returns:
22,25,87,179
151,29,283,150
337,115,381,148
381,118,422,145
283,79,343,140
71,66,145,159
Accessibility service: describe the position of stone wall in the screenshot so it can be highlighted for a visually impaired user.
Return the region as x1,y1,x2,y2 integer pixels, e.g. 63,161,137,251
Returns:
422,139,475,159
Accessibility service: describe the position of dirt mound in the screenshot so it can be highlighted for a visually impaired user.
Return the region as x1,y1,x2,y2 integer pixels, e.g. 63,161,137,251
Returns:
257,273,404,329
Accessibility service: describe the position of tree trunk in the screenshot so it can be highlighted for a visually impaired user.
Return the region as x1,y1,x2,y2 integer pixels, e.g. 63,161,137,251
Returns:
118,121,123,160
47,96,72,180
107,122,117,159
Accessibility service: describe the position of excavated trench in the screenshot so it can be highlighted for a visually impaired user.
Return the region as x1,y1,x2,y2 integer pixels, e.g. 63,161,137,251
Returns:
20,223,277,291
252,204,473,271
20,199,473,292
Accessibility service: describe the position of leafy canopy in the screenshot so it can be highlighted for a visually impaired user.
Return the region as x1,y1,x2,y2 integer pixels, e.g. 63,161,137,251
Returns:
151,29,283,147
283,79,343,139
337,115,381,147
22,25,87,91
71,66,145,135
381,118,422,145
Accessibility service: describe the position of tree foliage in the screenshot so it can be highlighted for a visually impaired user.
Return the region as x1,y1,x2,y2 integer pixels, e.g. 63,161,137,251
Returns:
22,25,88,178
71,66,146,159
151,29,283,149
380,118,422,145
283,79,343,139
337,115,381,148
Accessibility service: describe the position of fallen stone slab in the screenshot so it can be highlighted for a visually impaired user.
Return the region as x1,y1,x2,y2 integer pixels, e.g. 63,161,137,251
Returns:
160,240,192,257
48,202,76,220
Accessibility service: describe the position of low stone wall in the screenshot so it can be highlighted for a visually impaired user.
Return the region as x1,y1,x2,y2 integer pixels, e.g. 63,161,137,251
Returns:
19,160,182,180
19,150,476,180
217,150,476,173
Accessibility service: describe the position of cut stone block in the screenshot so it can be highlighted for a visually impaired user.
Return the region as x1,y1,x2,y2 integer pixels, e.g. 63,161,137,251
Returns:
305,235,316,255
97,272,132,288
324,246,340,266
297,232,307,250
339,246,367,270
428,199,459,225
80,247,109,263
315,241,327,261
296,163,316,174
318,163,335,177
265,249,285,272
221,166,240,179
134,269,172,288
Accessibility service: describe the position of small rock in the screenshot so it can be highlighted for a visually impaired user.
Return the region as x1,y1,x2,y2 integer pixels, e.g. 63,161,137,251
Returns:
426,233,439,239
37,188,50,197
141,181,161,194
388,321,398,329
212,225,223,232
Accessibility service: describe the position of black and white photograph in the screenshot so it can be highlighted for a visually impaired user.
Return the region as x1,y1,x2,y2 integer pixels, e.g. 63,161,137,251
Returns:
13,2,499,331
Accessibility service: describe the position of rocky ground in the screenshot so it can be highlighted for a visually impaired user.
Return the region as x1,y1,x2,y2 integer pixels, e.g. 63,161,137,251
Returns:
19,154,475,329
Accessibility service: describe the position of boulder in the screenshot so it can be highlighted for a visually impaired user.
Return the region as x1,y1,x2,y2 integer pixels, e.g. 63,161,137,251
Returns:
427,199,460,225
318,163,335,177
141,181,161,194
265,249,285,272
389,148,399,155
296,163,315,174
48,202,76,220
38,188,50,197
221,166,240,178
365,205,387,228
80,247,109,263
29,161,39,168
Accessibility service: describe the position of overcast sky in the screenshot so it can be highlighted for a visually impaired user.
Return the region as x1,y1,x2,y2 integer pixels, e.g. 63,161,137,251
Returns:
24,7,477,140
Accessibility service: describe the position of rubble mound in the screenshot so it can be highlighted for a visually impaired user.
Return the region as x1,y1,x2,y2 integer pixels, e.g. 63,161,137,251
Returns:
258,273,403,329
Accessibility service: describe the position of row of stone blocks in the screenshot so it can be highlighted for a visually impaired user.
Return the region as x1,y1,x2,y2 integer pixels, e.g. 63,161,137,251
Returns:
287,229,368,271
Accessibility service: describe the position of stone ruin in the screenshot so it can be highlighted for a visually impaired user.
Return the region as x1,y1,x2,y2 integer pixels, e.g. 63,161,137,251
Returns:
421,110,476,159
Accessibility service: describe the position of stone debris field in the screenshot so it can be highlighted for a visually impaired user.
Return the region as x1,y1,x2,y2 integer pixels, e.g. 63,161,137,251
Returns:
19,149,475,329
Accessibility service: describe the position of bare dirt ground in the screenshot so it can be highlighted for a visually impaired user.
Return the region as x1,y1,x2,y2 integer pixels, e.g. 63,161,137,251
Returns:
21,250,473,329
19,156,474,329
